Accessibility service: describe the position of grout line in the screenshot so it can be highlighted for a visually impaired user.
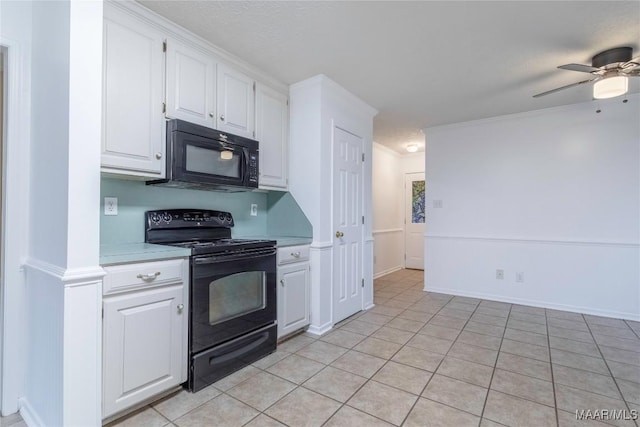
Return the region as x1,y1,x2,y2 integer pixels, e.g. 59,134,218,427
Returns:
624,319,640,340
545,308,561,427
478,301,512,424
582,313,640,427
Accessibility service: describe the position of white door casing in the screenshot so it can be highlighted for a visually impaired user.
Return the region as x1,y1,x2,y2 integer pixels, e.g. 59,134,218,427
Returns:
332,126,364,323
405,172,425,269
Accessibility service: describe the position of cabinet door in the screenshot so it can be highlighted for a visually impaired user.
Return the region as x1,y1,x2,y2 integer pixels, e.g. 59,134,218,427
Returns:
165,38,216,128
103,285,185,418
256,84,289,189
102,5,165,178
216,64,255,139
277,262,310,338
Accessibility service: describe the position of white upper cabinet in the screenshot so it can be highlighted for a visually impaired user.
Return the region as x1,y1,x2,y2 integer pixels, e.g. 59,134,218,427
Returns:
102,5,165,178
165,38,217,128
216,64,255,139
256,84,289,190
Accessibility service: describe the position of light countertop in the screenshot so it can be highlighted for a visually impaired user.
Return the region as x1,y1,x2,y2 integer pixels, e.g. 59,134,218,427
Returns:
100,243,191,266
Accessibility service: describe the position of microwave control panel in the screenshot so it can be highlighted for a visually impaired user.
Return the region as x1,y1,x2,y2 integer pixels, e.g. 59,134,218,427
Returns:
248,153,258,183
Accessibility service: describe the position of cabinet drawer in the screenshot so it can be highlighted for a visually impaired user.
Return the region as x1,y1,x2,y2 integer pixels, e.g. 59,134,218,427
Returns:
277,245,310,265
103,258,186,295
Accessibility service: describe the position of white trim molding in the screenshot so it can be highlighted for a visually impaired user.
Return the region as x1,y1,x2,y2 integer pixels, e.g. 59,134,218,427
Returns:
305,321,333,337
23,258,105,287
374,266,403,279
310,241,333,250
426,234,639,249
372,228,403,235
18,397,45,427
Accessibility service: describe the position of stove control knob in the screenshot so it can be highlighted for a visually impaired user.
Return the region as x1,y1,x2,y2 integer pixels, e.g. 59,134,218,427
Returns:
218,213,225,222
225,213,232,222
161,212,172,223
150,213,161,224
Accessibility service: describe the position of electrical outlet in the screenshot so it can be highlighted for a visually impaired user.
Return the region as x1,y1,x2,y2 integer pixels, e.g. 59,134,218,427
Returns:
104,197,118,216
250,204,258,216
516,272,525,283
496,269,504,280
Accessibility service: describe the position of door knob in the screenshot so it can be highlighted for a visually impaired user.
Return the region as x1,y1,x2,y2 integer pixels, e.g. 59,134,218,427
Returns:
155,152,163,160
209,112,214,118
335,231,344,238
280,279,285,287
177,304,184,313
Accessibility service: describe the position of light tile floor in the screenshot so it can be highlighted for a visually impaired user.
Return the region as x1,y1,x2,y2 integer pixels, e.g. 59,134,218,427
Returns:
106,268,639,426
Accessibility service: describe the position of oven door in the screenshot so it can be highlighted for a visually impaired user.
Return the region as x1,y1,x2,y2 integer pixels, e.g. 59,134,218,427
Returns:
172,130,248,187
190,248,276,354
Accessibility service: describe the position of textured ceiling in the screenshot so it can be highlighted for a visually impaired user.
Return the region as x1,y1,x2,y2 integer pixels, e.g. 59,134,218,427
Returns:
139,1,640,154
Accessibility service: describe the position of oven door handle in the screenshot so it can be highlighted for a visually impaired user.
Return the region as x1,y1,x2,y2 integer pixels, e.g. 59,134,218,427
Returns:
194,248,276,264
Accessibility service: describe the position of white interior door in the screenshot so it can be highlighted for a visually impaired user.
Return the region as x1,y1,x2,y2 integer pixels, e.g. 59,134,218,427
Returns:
405,173,425,270
333,126,363,323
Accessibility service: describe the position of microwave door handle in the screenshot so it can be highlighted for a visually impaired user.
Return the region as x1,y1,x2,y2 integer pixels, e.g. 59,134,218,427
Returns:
240,148,248,182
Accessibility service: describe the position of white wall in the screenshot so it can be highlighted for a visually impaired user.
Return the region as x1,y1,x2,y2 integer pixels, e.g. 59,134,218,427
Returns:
401,152,425,175
372,143,403,277
425,95,640,320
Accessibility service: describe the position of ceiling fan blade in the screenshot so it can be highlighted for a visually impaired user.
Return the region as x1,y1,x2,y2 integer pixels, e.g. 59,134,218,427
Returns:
558,63,601,73
621,56,640,69
533,78,598,98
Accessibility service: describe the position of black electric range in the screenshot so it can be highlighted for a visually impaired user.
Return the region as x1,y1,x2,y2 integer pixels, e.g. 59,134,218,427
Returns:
145,209,278,392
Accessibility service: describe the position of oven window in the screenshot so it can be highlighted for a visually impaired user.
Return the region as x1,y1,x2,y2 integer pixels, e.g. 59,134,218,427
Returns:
208,271,266,325
186,144,241,178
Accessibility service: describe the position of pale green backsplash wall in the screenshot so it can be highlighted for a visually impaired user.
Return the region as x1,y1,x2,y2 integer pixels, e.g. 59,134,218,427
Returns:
100,178,269,244
266,191,312,237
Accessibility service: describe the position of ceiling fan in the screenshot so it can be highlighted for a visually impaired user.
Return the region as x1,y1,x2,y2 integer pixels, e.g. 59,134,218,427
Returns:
533,47,640,99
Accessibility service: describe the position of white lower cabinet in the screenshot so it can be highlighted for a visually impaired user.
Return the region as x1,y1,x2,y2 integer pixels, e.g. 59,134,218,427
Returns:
277,245,310,338
102,258,188,419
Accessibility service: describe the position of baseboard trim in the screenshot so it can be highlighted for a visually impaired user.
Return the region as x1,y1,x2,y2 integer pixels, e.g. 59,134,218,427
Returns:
424,285,640,321
363,302,375,311
306,322,333,337
374,265,403,279
19,398,45,427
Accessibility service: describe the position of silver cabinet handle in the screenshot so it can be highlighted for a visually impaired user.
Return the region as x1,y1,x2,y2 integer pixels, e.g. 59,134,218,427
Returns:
155,152,163,160
209,112,214,118
220,114,225,121
335,231,344,238
291,252,301,258
177,304,184,313
137,272,161,281
280,279,285,287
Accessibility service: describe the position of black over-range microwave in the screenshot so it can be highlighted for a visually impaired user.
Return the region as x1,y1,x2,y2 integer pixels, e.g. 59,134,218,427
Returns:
147,119,259,192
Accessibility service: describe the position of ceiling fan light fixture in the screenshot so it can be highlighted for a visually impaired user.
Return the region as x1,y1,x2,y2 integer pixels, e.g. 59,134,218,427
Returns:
406,144,418,153
593,75,628,99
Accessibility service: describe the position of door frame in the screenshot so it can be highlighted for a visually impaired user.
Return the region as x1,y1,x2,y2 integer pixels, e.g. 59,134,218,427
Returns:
331,122,365,323
0,36,30,415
